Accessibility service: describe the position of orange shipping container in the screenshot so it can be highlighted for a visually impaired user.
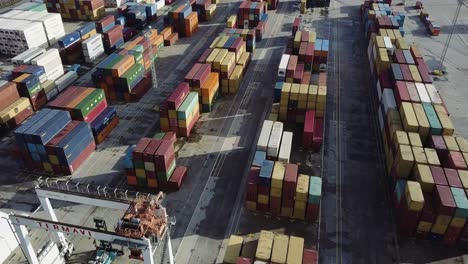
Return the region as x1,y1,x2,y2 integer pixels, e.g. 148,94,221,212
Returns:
185,12,198,37
201,72,219,98
161,27,174,39
65,88,94,109
111,55,135,77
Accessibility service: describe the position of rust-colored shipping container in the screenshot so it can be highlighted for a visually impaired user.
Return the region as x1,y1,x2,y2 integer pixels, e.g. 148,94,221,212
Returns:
0,82,20,110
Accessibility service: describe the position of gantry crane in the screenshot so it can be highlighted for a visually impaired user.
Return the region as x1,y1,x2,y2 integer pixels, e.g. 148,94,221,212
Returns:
7,178,175,264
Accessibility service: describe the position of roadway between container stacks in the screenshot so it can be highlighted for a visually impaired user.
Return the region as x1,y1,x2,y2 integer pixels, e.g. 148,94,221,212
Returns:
173,2,294,264
318,1,399,263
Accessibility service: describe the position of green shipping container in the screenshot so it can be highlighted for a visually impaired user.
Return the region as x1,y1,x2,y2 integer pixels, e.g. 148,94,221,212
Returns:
136,177,147,187
28,83,42,97
119,64,144,91
157,160,176,182
74,89,105,118
177,92,198,120
153,132,166,140
451,187,468,218
308,176,322,204
134,161,145,169
422,103,442,135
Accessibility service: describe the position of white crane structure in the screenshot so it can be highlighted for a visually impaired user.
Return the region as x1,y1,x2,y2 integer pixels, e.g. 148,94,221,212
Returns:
7,178,175,264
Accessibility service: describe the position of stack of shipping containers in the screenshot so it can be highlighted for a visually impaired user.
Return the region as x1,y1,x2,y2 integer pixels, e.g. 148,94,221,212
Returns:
361,0,468,246
0,82,33,130
11,109,96,175
124,134,189,191
160,89,200,137
165,2,199,38
223,231,318,263
43,0,106,21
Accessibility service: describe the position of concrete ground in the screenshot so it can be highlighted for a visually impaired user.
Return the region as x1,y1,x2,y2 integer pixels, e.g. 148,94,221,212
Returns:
1,0,468,264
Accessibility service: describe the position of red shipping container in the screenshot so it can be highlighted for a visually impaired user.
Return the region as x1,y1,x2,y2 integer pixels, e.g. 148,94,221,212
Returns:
305,43,315,63
442,225,463,246
81,99,107,123
162,132,177,143
96,15,115,32
30,89,47,111
303,249,318,264
270,196,281,215
302,72,311,85
445,151,467,169
292,18,300,35
45,121,80,155
52,164,62,175
312,118,324,151
129,76,152,102
318,73,327,86
379,70,392,89
133,138,152,161
154,140,175,170
143,139,162,163
444,168,463,188
184,64,202,86
103,26,123,47
434,184,456,216
393,81,410,106
258,185,269,196
393,50,406,64
286,55,298,78
198,49,212,63
282,198,294,208
301,30,309,42
236,257,252,264
461,218,468,239
146,170,156,179
430,166,448,186
62,140,96,175
417,63,433,84
306,203,319,221
283,163,298,198
400,64,413,82
293,63,304,83
193,64,211,87
298,42,307,61
397,202,420,237
247,167,259,201
167,166,188,191
0,82,20,110
167,82,190,110
164,33,178,46
6,106,33,129
303,110,315,149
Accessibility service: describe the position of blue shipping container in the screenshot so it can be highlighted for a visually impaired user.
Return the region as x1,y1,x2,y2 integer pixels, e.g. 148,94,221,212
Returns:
24,109,61,143
78,22,96,38
14,109,50,147
259,160,274,184
91,107,117,136
59,31,81,49
29,110,71,145
253,151,266,168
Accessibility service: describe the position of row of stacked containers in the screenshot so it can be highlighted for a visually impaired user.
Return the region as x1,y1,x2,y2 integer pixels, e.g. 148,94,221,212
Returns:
245,20,327,221
158,0,270,138
361,0,468,246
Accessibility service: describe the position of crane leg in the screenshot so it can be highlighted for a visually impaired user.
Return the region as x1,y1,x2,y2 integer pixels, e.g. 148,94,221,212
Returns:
143,242,155,264
38,197,69,249
167,234,174,264
13,224,40,264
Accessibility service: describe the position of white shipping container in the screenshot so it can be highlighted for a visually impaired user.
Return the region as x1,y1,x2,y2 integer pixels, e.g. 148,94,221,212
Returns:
104,0,127,7
0,10,23,18
383,36,394,55
415,82,431,103
278,54,290,77
424,84,442,104
0,18,48,55
156,0,165,10
82,34,105,59
257,120,274,152
55,71,78,92
31,48,64,81
382,88,397,114
11,47,46,65
278,131,293,163
267,121,283,158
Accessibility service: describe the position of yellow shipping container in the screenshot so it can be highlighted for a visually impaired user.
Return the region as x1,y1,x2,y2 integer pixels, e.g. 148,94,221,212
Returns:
308,85,318,101
286,236,304,264
228,65,243,94
49,155,59,165
268,113,278,121
405,181,424,211
434,105,455,135
43,162,53,172
299,84,308,102
292,207,305,220
209,37,220,49
224,235,243,264
290,84,300,101
135,169,146,178
443,136,459,151
271,234,289,264
216,36,230,48
409,65,422,82
168,110,177,119
206,48,221,64
456,137,468,152
295,174,309,202
412,146,428,165
221,52,236,72
258,194,269,205
281,207,293,217
396,37,409,50
378,28,387,37
294,31,302,49
393,29,403,39
308,31,316,43
271,187,282,198
227,15,237,28
393,130,410,150
375,36,385,48
400,102,419,132
417,221,432,233
431,220,450,234
272,162,286,189
237,52,250,67
414,164,434,193
294,201,307,211
424,148,441,166
256,231,274,261
387,111,403,142
395,145,415,178
450,217,466,228
412,103,430,140
317,86,327,103
386,29,396,43
281,83,291,105
213,49,228,70
408,132,423,147
459,170,468,189
0,97,31,124
246,201,256,210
